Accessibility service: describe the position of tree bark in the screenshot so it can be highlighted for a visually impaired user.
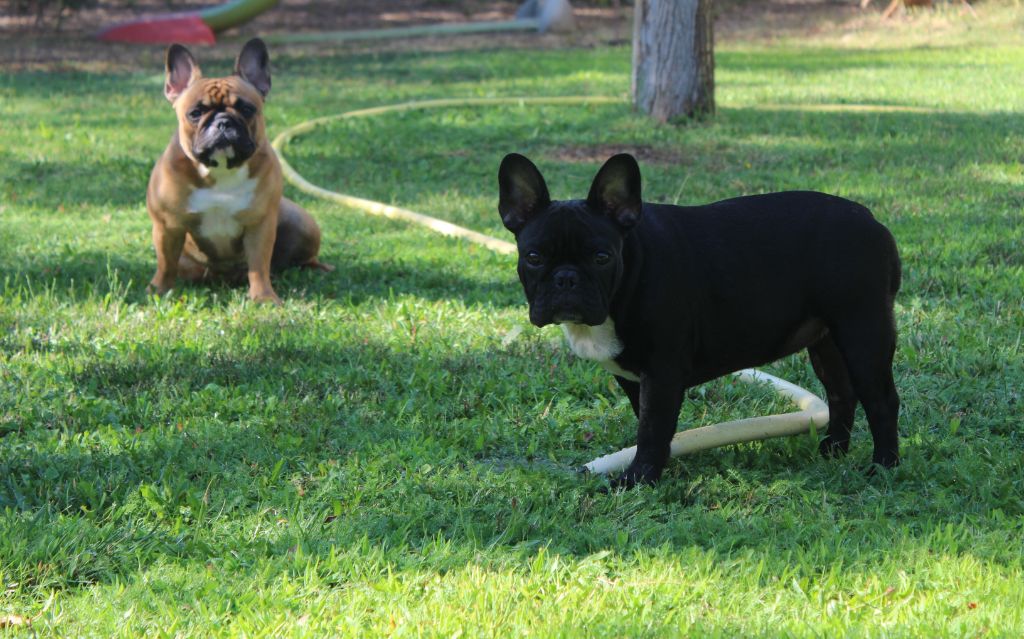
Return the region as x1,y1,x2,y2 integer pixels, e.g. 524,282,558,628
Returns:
632,0,715,122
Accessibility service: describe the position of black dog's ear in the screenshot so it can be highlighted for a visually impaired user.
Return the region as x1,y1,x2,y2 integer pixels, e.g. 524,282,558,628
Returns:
164,44,201,103
235,38,271,98
587,153,643,229
498,153,551,234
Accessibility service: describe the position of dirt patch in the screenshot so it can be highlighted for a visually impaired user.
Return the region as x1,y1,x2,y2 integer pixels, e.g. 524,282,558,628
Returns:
0,1,630,71
0,0,896,72
716,0,867,43
548,143,687,166
2,0,524,33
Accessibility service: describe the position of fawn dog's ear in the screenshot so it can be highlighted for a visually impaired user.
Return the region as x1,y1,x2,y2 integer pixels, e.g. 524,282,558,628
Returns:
164,44,201,103
235,38,271,98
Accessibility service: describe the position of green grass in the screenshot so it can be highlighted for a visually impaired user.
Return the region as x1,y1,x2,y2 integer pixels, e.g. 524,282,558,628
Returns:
2,8,1024,637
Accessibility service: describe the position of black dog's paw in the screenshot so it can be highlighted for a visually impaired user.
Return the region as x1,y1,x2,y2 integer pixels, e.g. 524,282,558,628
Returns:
602,462,662,492
818,435,851,459
866,450,900,477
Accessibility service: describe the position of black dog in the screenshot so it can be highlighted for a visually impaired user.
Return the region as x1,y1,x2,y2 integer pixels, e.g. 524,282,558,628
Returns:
498,153,901,488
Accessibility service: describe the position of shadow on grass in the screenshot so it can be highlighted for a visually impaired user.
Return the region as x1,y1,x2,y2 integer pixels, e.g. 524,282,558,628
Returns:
3,156,153,210
3,52,1023,606
286,104,1024,240
0,236,520,309
2,322,1020,592
1,403,1016,599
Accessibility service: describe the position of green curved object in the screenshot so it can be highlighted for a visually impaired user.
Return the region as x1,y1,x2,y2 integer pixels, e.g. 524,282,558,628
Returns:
200,0,279,32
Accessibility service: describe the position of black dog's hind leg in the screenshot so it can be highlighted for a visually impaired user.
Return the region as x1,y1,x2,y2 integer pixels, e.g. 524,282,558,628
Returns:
808,334,857,459
831,314,900,470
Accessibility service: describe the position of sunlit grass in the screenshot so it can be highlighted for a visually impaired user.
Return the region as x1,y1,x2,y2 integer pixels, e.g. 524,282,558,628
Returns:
1,10,1023,637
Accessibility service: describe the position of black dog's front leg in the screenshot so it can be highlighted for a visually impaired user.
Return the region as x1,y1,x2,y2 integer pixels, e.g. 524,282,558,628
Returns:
611,370,686,489
615,376,640,418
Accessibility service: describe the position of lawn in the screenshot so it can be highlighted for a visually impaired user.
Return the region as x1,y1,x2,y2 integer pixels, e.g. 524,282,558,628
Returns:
2,5,1024,637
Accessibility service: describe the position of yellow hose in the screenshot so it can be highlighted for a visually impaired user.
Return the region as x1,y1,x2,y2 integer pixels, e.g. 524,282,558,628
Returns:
583,369,829,474
271,96,625,255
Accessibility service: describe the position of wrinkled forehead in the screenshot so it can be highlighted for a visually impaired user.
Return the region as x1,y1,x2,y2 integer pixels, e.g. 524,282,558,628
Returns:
184,77,261,107
519,200,617,250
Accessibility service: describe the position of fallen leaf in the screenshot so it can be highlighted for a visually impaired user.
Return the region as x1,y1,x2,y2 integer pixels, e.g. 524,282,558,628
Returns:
0,614,31,628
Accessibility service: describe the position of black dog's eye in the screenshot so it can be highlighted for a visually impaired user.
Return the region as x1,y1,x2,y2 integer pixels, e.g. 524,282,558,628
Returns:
525,251,544,267
594,251,611,266
187,106,205,122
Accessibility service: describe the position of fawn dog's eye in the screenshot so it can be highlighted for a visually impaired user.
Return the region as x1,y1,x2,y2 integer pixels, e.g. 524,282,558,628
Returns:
235,101,257,118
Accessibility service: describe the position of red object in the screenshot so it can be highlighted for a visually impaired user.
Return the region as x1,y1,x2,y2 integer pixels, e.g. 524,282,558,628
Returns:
98,14,216,45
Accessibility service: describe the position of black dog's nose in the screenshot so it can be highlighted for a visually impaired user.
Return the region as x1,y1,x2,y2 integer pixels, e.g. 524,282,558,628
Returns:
553,268,579,290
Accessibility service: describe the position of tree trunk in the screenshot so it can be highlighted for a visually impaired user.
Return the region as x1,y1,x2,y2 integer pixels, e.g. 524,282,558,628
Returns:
632,0,715,122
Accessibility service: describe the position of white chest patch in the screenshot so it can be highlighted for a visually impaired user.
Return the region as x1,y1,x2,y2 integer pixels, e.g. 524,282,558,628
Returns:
187,162,257,246
561,319,640,382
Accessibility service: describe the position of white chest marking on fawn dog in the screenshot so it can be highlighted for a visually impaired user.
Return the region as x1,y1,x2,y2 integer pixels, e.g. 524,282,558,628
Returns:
187,160,256,247
561,318,640,382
